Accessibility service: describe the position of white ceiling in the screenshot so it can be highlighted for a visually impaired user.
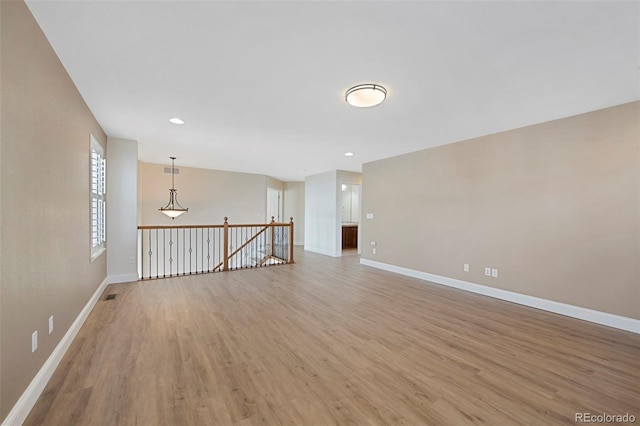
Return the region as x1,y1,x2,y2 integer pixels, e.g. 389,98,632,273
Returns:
26,1,639,182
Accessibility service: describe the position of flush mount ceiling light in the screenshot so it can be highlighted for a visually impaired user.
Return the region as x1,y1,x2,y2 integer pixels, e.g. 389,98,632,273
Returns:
345,84,387,108
344,152,354,157
169,117,185,125
159,157,188,219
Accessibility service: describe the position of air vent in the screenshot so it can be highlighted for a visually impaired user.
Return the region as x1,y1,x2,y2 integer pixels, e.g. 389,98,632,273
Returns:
105,294,117,301
164,167,180,174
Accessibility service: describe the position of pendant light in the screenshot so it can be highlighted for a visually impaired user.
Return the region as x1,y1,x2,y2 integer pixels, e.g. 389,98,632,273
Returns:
159,157,188,219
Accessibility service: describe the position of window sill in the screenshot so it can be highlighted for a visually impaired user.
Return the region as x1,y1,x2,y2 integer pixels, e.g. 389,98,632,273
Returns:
90,247,106,263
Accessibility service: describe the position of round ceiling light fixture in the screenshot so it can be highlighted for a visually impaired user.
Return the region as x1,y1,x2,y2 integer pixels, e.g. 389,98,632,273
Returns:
169,117,185,125
345,83,387,108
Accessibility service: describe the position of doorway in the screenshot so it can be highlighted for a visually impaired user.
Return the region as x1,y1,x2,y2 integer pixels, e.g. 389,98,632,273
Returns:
341,183,360,255
266,188,282,222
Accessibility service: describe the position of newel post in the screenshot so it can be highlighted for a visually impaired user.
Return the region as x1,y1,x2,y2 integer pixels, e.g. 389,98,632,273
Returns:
270,216,275,257
289,217,294,264
223,217,229,271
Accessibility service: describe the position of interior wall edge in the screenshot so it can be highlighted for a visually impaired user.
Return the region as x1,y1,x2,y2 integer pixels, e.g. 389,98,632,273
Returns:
108,274,139,285
303,246,340,258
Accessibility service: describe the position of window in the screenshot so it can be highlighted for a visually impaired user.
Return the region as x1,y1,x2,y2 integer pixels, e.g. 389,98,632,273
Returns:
91,135,106,260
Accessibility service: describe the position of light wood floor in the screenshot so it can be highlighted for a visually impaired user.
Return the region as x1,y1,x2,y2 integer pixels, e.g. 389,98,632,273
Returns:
26,249,639,425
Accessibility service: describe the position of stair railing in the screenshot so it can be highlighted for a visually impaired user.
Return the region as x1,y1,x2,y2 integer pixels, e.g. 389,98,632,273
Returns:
137,217,294,280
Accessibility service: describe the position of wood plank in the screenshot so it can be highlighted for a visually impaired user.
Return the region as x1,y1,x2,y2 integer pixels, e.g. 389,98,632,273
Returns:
24,249,639,425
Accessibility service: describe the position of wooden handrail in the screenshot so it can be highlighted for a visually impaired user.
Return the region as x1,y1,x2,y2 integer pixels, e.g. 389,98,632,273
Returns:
137,221,293,230
228,222,291,228
137,216,294,279
227,223,271,262
212,218,273,271
138,224,224,230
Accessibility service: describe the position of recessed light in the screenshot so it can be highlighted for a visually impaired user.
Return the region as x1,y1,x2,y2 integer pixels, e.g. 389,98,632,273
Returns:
169,117,185,125
344,152,354,157
345,84,387,108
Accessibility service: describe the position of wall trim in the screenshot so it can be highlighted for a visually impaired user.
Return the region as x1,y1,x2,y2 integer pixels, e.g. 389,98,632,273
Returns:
360,258,640,334
108,273,139,284
2,277,110,426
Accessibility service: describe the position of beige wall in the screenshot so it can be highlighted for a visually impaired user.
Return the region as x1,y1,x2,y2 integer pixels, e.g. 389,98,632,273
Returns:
266,176,284,192
361,102,639,319
0,1,108,420
139,162,279,226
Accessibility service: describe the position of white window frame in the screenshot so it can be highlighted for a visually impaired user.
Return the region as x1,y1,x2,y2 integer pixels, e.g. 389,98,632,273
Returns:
90,135,106,261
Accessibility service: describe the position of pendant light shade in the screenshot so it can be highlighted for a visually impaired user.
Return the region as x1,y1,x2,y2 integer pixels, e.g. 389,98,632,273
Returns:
345,83,387,108
159,157,188,219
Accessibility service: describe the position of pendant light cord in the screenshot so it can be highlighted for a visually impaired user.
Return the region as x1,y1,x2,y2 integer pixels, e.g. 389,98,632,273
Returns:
170,156,176,190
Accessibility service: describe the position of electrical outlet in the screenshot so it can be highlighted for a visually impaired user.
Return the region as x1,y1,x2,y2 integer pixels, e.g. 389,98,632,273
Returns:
463,264,469,272
491,268,498,278
366,213,374,219
484,267,491,276
32,331,38,353
370,241,376,246
49,316,54,334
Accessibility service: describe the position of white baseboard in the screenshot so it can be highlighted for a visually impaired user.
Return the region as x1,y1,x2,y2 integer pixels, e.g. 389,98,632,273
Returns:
2,277,110,426
108,273,139,284
303,246,340,258
360,258,640,334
